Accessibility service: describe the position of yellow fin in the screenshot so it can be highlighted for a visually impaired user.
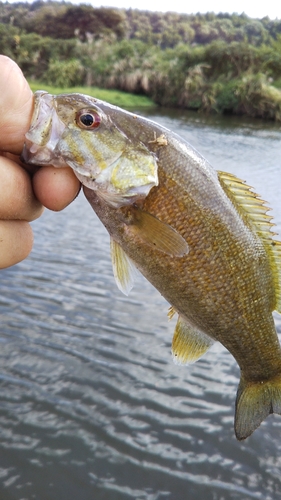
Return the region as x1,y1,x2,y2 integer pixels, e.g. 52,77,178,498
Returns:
218,171,281,313
172,315,214,365
128,208,189,257
167,306,177,320
110,238,139,295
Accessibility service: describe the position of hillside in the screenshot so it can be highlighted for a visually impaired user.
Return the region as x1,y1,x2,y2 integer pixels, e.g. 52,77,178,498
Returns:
1,1,281,119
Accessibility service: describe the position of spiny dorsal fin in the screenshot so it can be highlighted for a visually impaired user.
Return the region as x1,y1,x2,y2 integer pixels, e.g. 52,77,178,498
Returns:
110,238,139,296
218,171,281,313
127,207,189,257
172,315,214,365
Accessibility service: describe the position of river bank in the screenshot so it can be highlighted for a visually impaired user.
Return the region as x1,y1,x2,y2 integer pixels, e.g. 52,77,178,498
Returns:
28,82,154,108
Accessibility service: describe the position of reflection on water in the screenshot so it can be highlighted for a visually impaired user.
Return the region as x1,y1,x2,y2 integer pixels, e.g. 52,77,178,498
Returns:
1,110,281,499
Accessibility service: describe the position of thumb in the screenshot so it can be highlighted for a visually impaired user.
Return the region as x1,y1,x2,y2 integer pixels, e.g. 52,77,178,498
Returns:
0,56,33,155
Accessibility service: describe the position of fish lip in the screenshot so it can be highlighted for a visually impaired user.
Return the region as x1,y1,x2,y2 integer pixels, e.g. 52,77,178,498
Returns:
26,91,54,141
23,91,67,165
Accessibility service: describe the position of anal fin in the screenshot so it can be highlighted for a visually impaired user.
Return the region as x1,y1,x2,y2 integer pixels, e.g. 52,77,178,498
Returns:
172,315,214,365
110,238,139,295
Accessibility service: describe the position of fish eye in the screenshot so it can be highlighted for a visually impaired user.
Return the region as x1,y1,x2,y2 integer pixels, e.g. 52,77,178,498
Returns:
76,109,101,129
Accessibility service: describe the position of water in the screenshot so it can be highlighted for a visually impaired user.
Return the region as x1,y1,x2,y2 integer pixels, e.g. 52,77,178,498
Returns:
1,109,281,499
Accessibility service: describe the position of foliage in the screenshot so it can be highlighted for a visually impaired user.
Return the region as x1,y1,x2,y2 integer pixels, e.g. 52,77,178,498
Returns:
43,59,84,87
1,1,281,119
235,73,281,119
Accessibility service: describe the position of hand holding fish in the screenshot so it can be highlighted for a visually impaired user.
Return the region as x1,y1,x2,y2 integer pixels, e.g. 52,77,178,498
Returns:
0,56,80,269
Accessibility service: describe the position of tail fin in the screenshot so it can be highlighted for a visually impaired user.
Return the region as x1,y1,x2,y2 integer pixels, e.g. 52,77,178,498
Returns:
235,374,281,440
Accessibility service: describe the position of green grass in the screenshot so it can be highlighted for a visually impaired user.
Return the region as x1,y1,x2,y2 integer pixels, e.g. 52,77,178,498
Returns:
28,81,154,108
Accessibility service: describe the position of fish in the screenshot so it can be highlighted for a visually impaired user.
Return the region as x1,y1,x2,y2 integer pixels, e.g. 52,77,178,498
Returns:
22,90,281,440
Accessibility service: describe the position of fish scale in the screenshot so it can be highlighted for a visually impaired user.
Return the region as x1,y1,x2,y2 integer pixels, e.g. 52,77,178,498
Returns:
22,90,281,441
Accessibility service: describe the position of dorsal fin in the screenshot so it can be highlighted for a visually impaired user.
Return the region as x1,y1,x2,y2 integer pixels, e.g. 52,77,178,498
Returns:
218,171,281,313
172,315,214,365
110,238,139,295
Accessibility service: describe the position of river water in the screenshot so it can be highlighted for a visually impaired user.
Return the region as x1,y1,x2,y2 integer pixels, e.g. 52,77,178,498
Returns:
1,109,281,500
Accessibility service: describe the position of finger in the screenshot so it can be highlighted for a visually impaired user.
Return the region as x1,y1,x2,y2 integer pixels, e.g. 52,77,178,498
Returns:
0,157,43,221
2,151,40,175
0,220,33,269
32,166,81,211
0,56,33,154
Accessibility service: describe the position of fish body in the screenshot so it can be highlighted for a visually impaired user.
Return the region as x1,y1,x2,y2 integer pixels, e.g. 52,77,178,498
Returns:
23,91,281,440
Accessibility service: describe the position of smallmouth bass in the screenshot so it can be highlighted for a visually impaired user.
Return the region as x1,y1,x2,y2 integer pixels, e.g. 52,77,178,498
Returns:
22,91,281,440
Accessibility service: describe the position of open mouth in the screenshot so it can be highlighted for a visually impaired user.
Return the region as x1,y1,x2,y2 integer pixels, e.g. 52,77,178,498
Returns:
22,91,66,166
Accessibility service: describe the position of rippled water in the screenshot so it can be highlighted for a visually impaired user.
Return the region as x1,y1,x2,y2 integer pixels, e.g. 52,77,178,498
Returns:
1,110,281,499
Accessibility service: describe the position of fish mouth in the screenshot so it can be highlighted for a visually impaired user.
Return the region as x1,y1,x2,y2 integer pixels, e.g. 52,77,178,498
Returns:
22,91,67,167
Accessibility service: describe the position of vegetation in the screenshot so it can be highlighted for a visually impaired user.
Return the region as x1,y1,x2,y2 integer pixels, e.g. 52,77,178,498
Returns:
1,1,281,119
28,81,154,107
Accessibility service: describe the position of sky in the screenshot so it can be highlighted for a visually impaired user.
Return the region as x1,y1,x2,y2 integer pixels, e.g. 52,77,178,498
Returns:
5,0,281,20
62,0,281,20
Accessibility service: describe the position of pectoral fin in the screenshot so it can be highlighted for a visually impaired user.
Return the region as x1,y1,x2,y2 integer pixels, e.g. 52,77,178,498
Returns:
110,238,139,295
172,315,214,364
128,207,189,257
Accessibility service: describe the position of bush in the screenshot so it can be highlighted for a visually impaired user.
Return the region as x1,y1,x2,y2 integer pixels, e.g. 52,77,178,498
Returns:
235,73,281,119
215,80,240,112
43,59,84,87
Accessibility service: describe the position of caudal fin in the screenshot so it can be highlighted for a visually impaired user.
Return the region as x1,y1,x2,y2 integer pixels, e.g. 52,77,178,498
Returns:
235,374,281,440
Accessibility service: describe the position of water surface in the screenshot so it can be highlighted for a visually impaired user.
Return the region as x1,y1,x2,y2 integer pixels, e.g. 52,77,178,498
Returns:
1,110,281,499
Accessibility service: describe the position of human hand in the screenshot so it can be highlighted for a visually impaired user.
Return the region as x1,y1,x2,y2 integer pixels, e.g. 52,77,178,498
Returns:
0,55,80,268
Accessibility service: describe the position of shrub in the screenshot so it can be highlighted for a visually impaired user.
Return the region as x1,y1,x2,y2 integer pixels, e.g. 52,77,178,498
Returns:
43,59,84,87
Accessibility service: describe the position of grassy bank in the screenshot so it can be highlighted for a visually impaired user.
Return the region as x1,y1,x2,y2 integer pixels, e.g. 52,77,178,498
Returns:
28,82,154,108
